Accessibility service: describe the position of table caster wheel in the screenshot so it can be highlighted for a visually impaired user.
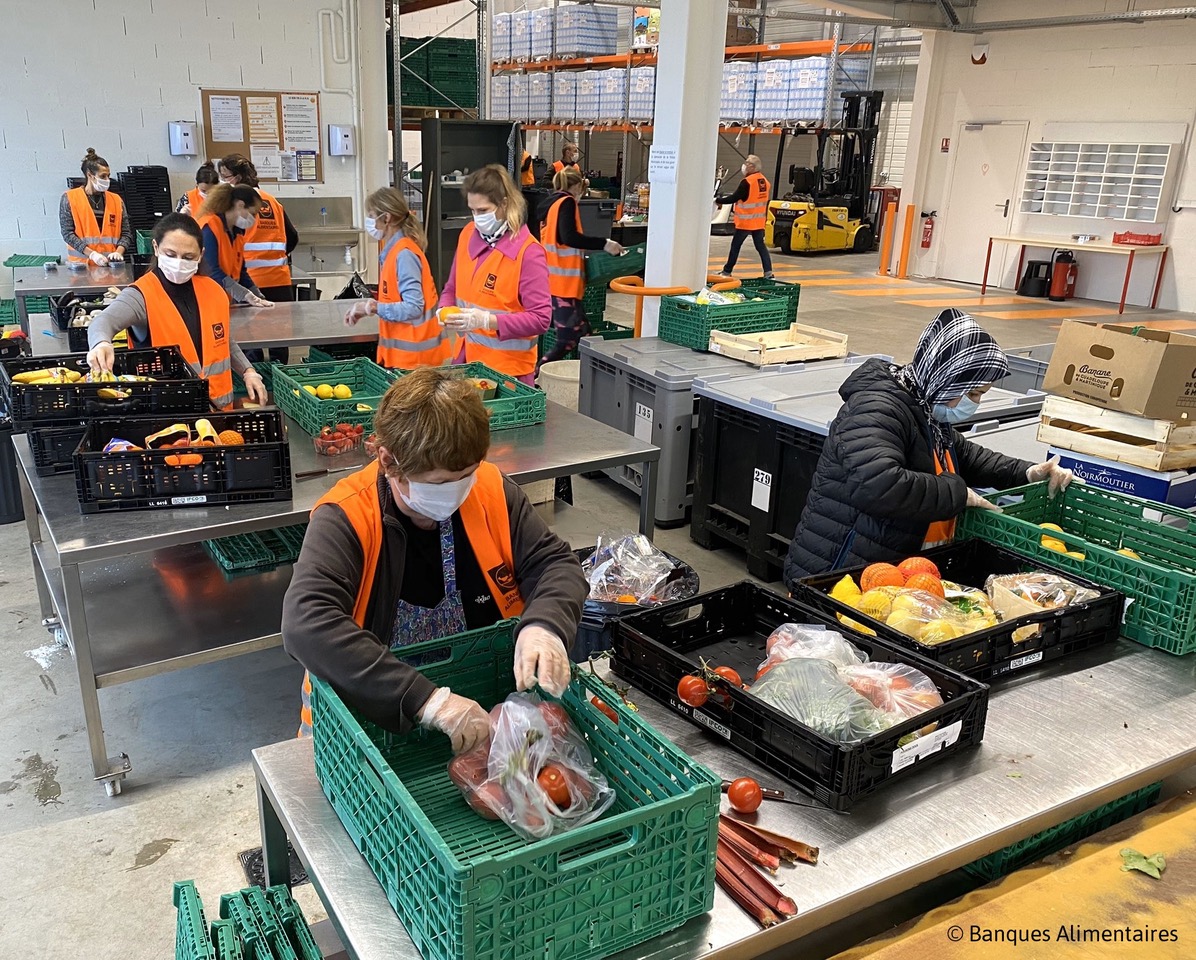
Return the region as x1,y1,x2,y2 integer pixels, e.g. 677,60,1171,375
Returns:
105,778,122,797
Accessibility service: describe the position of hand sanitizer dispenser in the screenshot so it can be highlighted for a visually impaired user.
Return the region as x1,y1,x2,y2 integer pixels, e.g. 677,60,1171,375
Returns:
329,125,356,156
169,121,197,156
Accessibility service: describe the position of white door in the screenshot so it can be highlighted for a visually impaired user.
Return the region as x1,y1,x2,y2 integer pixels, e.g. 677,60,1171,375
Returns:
937,122,1028,286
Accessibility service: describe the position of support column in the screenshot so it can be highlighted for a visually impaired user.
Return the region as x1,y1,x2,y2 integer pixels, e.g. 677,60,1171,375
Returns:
640,0,729,336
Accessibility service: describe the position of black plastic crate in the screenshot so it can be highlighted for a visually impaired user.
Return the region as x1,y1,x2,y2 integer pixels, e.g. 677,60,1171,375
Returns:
795,539,1124,681
67,323,91,354
611,581,989,811
1,347,209,428
73,410,292,513
29,422,87,477
0,338,27,361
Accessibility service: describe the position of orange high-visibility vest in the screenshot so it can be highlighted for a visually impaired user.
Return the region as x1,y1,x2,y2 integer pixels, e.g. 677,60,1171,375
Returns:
65,187,124,263
552,160,580,174
185,187,206,215
452,224,539,378
521,151,535,186
298,459,524,734
734,173,771,231
376,236,447,368
196,213,247,281
923,448,958,549
244,191,292,289
135,272,235,410
542,195,585,300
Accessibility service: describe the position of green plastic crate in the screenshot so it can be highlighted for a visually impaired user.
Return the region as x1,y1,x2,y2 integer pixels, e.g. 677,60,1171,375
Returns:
309,620,720,960
305,341,378,364
737,277,801,325
203,523,308,574
539,317,635,362
209,920,243,960
272,357,399,436
586,245,646,284
231,360,275,397
4,254,61,268
136,230,154,255
958,482,1196,655
582,280,608,322
965,782,1161,882
218,892,276,960
173,881,216,960
0,300,15,326
393,361,546,431
265,887,322,960
658,291,789,351
25,296,51,314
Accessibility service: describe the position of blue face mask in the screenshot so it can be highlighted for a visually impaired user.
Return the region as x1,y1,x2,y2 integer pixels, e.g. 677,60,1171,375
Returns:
932,394,980,424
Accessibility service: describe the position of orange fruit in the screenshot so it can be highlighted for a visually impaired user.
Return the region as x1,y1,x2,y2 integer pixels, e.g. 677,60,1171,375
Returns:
905,573,945,599
860,563,905,591
898,556,941,579
218,429,245,446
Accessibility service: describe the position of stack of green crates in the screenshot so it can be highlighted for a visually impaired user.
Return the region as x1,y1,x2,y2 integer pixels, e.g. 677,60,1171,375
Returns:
136,230,154,256
203,523,308,576
737,277,801,325
658,291,789,351
173,880,321,960
397,36,477,109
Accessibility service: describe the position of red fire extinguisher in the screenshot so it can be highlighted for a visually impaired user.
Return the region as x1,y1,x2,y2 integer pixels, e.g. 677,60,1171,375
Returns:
1048,249,1078,301
920,211,937,249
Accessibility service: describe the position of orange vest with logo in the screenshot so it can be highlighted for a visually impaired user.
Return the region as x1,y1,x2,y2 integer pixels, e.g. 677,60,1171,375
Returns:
66,187,124,262
244,191,291,288
135,272,235,410
185,187,205,215
542,195,586,300
196,213,246,281
552,160,579,174
298,459,525,733
521,151,535,186
734,173,770,231
376,236,447,369
452,224,540,378
923,448,958,549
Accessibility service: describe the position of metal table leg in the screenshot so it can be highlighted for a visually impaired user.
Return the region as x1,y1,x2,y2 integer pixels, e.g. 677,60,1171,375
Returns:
638,457,657,540
258,780,293,890
18,462,54,621
15,293,30,336
1151,249,1169,309
1119,249,1135,314
981,238,994,294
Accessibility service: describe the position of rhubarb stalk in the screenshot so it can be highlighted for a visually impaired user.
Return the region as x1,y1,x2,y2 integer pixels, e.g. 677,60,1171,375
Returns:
717,838,798,917
721,815,820,865
715,858,778,928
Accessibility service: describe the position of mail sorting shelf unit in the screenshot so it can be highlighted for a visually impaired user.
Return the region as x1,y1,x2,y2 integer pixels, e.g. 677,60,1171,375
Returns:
690,359,1047,579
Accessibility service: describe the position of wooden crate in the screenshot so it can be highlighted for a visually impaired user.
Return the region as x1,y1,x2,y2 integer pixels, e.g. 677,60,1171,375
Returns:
706,322,849,366
1037,395,1196,471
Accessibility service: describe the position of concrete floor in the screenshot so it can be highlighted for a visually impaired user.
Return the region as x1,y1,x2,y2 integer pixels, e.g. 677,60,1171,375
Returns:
2,237,1192,958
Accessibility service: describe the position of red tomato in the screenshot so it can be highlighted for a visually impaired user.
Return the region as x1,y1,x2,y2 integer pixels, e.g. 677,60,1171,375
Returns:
447,746,488,791
591,696,618,723
560,764,597,805
713,666,743,688
677,675,710,708
468,782,506,820
755,663,774,681
539,702,572,741
537,763,572,809
727,777,763,814
354,424,365,435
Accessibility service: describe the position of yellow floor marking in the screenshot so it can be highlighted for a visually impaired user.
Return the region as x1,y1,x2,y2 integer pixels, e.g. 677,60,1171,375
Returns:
898,296,1031,308
796,276,920,287
835,286,971,297
971,306,1117,320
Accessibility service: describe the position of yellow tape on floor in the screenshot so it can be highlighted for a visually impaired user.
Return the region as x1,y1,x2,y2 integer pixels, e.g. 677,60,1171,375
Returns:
972,306,1116,320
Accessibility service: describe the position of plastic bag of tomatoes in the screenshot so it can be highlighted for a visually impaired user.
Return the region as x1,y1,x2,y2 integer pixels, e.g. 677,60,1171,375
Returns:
446,692,616,841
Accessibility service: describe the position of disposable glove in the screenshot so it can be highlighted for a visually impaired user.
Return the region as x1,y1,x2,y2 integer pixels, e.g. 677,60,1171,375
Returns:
603,239,625,255
245,292,275,309
88,250,109,266
87,341,115,373
1027,455,1074,496
418,687,491,754
442,307,494,333
241,368,269,405
107,250,125,262
966,488,1002,512
344,299,376,326
514,624,570,697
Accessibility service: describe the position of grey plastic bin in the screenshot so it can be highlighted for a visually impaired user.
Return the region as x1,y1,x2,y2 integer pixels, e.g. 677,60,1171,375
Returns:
1003,343,1054,395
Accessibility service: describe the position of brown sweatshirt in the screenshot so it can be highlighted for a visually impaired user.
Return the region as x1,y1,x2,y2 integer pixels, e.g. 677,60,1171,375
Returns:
281,468,588,733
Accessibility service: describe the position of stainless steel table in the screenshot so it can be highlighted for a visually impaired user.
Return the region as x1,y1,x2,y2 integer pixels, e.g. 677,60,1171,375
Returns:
16,403,659,795
232,300,376,350
13,263,133,333
252,641,1196,959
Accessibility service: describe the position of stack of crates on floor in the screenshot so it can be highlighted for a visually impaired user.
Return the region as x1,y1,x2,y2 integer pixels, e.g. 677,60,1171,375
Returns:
752,59,793,124
598,69,628,123
575,70,602,121
527,73,552,121
555,2,619,58
509,74,530,122
174,880,321,960
491,11,511,61
510,10,532,62
490,75,510,120
628,66,655,122
721,61,757,125
531,6,554,59
553,71,577,122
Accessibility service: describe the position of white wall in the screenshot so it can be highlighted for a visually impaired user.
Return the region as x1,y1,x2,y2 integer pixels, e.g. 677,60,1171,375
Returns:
0,0,389,298
903,19,1196,311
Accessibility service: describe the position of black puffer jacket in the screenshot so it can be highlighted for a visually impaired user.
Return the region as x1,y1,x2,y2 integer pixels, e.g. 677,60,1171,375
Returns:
783,359,1034,589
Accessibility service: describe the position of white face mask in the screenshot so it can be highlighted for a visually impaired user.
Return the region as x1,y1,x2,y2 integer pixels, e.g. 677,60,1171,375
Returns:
473,210,505,239
220,176,235,185
399,474,478,521
364,216,385,241
235,213,255,231
158,254,200,285
93,177,110,192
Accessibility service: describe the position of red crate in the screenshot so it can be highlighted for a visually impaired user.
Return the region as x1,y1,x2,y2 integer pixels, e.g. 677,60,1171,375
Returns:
1112,231,1163,246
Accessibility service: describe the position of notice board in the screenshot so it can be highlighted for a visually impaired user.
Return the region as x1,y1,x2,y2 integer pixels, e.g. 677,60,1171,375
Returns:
200,89,324,183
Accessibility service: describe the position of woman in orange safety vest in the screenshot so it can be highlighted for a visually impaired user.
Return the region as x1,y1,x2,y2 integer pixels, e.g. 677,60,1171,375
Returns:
437,165,551,384
176,161,220,216
193,184,275,313
60,148,131,267
344,187,447,369
84,213,269,410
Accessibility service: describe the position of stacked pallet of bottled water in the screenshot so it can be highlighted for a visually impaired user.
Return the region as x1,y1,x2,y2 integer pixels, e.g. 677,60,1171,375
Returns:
787,58,829,121
527,73,553,120
752,59,793,124
627,66,655,122
490,75,510,120
720,61,756,124
555,3,619,58
509,10,532,62
575,70,602,121
492,13,512,62
553,71,577,122
832,57,871,118
599,69,628,122
531,7,554,59
509,74,530,121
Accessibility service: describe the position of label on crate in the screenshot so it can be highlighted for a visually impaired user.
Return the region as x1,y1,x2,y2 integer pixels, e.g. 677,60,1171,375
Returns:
691,707,731,740
634,402,653,442
1008,650,1045,672
751,469,772,511
171,495,209,505
890,720,962,773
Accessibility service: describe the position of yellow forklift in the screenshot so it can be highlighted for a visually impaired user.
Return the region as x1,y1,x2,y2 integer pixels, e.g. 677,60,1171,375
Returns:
765,90,883,254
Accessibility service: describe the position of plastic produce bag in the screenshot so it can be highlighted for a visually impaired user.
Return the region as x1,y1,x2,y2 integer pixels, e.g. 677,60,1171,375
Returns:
751,658,892,743
582,533,688,604
758,622,864,678
985,572,1100,643
446,692,615,841
854,586,983,647
942,580,999,625
691,288,745,306
839,662,943,728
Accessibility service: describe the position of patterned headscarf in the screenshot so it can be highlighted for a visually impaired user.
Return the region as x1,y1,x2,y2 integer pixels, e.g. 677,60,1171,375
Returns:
894,308,1009,448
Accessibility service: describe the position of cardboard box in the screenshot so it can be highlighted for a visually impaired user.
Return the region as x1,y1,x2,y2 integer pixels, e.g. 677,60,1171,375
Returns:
1043,321,1196,422
1049,446,1196,509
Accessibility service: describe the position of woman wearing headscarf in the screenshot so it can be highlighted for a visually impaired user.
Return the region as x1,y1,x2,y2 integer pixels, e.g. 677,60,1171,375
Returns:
783,309,1073,587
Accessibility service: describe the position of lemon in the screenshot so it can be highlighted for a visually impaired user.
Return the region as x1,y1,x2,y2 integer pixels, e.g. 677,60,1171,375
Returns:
293,389,300,396
1040,536,1067,553
1065,551,1086,560
1117,548,1141,560
829,574,862,605
836,612,876,636
1039,522,1064,533
316,383,334,400
302,384,318,396
919,619,961,646
333,384,353,400
857,589,895,621
890,593,929,617
886,612,926,637
355,403,373,412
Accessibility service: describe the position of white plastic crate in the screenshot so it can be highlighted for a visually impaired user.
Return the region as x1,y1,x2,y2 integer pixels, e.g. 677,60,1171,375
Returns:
628,66,655,122
510,10,532,62
528,73,552,120
720,61,756,123
553,71,577,122
531,6,554,59
491,12,511,62
490,75,510,121
509,74,530,121
598,68,627,122
752,59,792,123
556,3,619,58
575,69,602,121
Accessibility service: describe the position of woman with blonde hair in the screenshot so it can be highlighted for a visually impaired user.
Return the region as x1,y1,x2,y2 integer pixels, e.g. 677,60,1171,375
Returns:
437,164,551,383
195,184,274,308
345,187,446,368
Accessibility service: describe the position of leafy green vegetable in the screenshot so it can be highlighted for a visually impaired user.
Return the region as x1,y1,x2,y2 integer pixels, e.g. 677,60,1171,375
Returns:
1120,848,1166,879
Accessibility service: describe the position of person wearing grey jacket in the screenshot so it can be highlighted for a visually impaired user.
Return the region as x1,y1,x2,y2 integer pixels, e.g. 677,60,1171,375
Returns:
284,367,588,749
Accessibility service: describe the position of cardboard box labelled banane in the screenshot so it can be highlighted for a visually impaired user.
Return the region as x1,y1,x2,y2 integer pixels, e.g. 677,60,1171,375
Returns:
1043,321,1196,422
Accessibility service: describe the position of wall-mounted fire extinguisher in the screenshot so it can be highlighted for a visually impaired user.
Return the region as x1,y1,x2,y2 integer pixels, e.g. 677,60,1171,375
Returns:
920,210,937,249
